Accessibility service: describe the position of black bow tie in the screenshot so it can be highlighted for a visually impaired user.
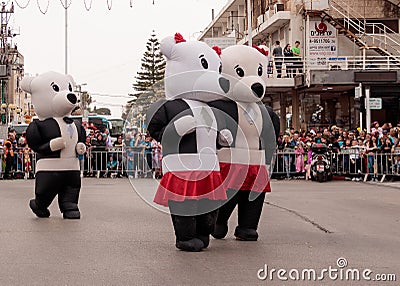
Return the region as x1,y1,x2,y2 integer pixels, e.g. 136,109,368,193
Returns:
63,117,74,124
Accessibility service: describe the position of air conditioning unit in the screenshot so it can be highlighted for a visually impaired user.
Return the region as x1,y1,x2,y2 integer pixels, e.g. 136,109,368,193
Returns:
274,3,284,14
257,14,265,27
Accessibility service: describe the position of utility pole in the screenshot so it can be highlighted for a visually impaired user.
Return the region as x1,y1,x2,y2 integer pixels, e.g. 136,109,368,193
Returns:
0,2,19,126
64,0,68,74
247,0,252,46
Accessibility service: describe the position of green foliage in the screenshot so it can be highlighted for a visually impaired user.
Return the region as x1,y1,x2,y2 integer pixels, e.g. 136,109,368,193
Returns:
133,31,166,92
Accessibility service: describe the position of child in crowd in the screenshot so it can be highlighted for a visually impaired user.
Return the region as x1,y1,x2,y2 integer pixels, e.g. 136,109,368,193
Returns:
295,142,305,173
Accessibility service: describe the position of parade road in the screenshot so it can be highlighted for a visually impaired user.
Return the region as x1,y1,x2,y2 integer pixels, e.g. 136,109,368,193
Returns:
0,178,398,285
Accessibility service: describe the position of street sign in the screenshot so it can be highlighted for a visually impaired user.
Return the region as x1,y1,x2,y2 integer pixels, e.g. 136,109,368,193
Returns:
354,86,361,99
368,98,382,110
203,37,236,49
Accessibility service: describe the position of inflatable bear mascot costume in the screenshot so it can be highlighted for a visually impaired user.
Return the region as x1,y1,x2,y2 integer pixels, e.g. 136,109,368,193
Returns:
146,33,232,252
21,71,86,219
210,45,280,241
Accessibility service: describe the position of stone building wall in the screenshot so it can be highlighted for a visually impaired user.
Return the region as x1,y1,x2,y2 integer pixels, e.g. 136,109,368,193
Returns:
328,0,399,19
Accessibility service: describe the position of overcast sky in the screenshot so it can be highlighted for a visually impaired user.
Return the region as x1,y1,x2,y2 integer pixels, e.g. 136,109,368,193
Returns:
10,0,227,116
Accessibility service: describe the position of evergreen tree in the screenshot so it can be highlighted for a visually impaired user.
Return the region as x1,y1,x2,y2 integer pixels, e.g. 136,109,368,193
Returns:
133,31,165,92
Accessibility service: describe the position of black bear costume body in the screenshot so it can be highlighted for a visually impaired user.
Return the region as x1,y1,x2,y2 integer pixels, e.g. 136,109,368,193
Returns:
210,100,280,240
27,117,86,218
21,71,87,219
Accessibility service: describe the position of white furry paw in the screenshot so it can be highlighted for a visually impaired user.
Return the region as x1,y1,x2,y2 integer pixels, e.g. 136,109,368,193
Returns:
50,137,66,151
174,115,196,136
218,129,233,146
76,142,87,155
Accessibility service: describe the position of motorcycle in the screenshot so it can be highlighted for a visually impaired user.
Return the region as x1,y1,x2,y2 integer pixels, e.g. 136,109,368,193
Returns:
310,143,332,183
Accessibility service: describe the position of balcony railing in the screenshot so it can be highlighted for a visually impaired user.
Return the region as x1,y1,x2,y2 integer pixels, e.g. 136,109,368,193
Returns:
266,55,400,79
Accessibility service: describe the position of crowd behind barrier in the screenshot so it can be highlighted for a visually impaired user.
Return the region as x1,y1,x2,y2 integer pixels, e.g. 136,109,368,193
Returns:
2,121,400,182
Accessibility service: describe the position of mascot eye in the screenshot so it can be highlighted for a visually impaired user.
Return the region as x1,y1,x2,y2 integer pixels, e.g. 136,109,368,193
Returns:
235,67,245,77
68,83,73,92
201,58,209,69
219,63,222,74
258,66,263,76
52,84,60,92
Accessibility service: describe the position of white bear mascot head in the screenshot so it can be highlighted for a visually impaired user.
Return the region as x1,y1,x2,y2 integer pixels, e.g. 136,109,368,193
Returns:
20,71,78,120
160,33,229,101
220,44,268,103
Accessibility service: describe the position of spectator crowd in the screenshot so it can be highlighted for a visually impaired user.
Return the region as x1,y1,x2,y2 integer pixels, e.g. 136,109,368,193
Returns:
0,123,163,180
276,121,400,180
2,120,400,181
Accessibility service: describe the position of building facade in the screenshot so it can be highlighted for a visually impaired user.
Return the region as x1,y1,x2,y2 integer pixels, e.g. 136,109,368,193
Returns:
199,0,400,132
0,2,29,128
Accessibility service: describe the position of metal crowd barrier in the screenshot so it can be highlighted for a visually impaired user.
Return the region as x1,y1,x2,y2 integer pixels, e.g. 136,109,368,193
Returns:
2,147,400,181
83,147,154,178
273,148,400,180
0,147,156,180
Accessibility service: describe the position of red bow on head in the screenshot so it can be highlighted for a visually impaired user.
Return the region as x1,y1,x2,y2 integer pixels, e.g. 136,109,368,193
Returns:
174,33,186,43
212,46,222,56
252,44,268,56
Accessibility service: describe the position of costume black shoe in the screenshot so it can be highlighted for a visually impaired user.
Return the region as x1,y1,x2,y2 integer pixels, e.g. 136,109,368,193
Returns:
63,210,81,219
197,235,210,248
234,227,258,241
175,238,204,252
29,199,50,218
211,224,228,239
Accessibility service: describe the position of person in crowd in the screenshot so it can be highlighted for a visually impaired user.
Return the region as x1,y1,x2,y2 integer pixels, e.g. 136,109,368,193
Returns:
133,133,145,177
272,41,283,78
291,131,299,147
389,128,398,146
291,40,303,75
18,131,27,146
366,134,378,181
103,128,113,148
278,134,294,179
349,140,362,179
143,135,153,178
83,136,93,177
379,135,393,173
304,140,313,180
106,155,118,177
124,132,135,178
92,132,107,177
314,130,323,143
283,43,294,78
152,138,162,179
337,135,344,148
295,142,305,173
371,121,382,138
3,139,14,179
112,135,124,178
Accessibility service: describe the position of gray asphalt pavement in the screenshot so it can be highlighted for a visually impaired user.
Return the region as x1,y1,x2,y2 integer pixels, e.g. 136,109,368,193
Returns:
0,178,399,286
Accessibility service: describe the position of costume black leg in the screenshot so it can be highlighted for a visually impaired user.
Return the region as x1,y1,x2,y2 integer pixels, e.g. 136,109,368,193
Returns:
212,189,240,239
196,209,218,248
169,200,204,252
29,171,59,217
58,171,81,219
235,191,266,241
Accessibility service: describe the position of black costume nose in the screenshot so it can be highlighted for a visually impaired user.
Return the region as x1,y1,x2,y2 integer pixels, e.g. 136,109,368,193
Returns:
251,83,264,98
67,93,77,104
219,77,230,94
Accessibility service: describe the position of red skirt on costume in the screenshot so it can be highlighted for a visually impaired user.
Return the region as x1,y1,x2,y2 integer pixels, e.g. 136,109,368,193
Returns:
153,170,227,207
219,162,271,193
